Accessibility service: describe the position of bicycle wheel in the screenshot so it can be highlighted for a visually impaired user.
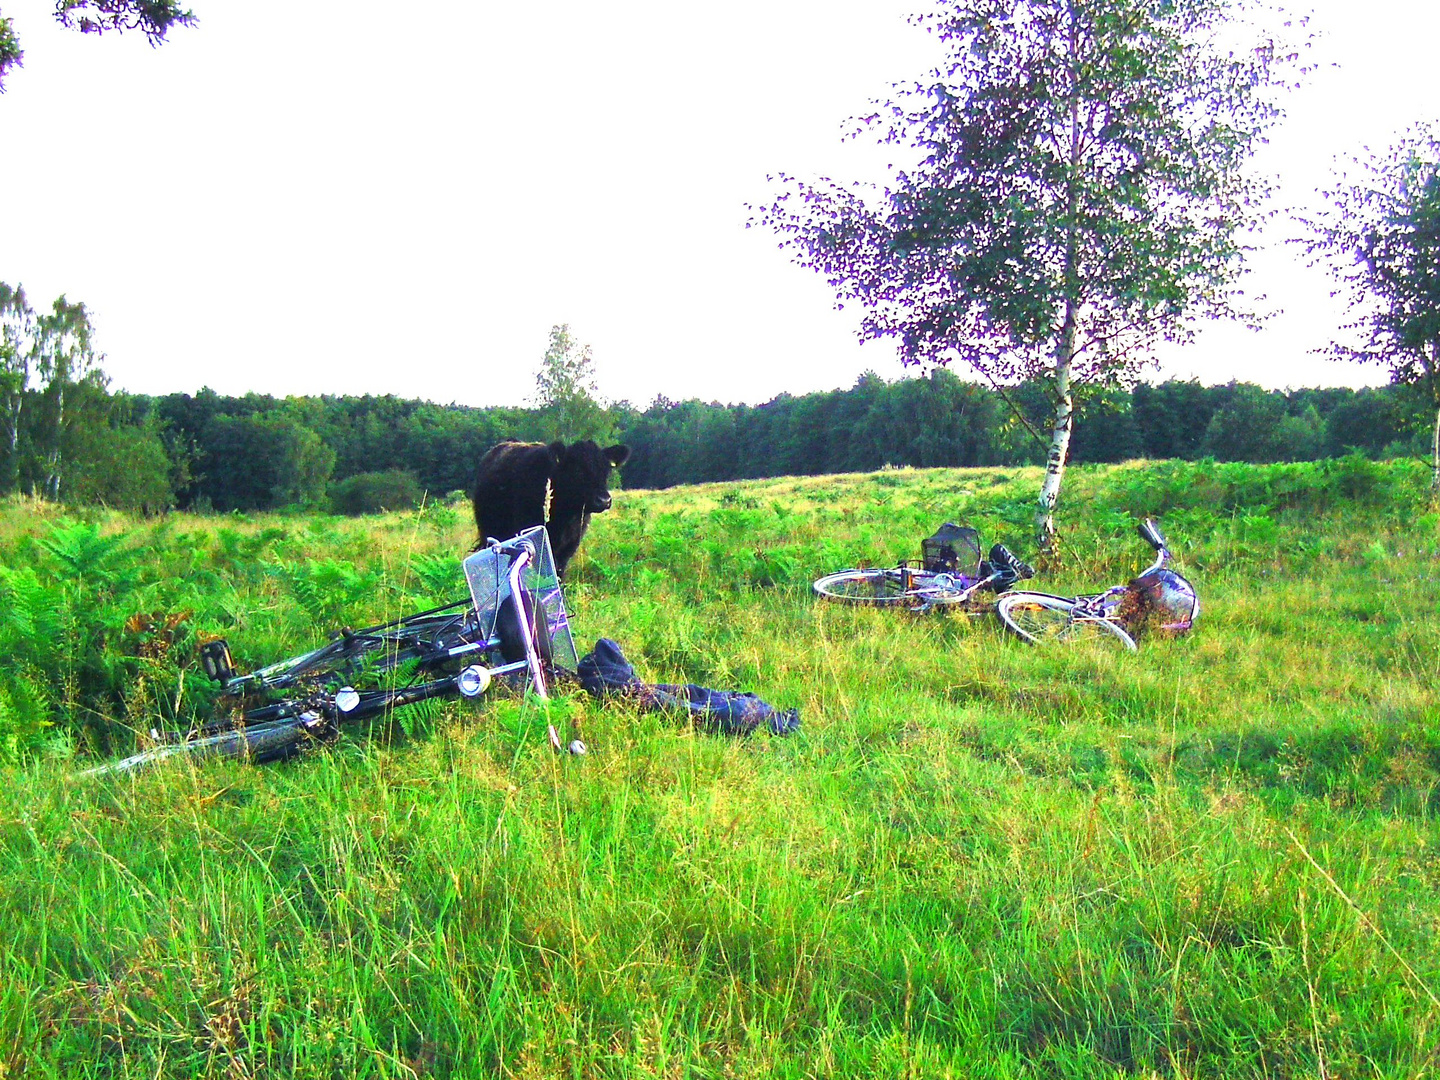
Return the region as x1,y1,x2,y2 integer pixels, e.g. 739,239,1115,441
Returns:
813,568,918,607
77,719,321,779
995,592,1137,650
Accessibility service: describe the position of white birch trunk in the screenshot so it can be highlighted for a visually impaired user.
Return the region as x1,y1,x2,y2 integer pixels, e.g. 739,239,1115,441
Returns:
45,382,63,501
5,397,17,466
1430,346,1440,494
1431,399,1439,493
1035,305,1076,548
1036,22,1082,552
4,369,24,490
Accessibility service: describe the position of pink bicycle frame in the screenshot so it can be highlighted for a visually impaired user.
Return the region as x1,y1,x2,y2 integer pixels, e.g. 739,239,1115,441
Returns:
505,545,548,699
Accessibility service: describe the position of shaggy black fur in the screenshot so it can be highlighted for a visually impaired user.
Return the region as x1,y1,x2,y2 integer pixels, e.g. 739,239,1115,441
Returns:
471,439,631,576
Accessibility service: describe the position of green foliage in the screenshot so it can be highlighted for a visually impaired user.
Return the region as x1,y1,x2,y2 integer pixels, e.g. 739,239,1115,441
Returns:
756,0,1306,540
329,469,424,515
61,418,175,513
116,375,1434,510
0,0,195,91
1100,455,1414,524
203,412,335,510
1303,124,1440,487
52,0,195,38
407,551,465,598
38,520,135,585
0,282,36,493
533,322,614,443
0,16,19,91
1203,382,1292,462
0,566,65,762
277,558,383,629
1,459,1439,1074
0,663,51,762
0,285,174,508
762,0,1299,374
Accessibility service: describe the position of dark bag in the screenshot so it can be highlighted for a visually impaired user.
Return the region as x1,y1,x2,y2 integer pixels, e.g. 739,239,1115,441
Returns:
577,638,800,736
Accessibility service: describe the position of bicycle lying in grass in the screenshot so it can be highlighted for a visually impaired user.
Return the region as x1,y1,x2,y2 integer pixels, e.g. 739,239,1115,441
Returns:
813,523,1035,613
81,527,582,778
995,518,1199,651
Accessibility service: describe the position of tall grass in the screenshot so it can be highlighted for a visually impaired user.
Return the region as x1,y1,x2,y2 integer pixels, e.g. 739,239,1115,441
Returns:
1,459,1438,1077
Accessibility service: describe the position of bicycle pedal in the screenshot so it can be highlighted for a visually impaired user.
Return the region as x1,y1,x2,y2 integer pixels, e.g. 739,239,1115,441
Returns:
199,639,237,683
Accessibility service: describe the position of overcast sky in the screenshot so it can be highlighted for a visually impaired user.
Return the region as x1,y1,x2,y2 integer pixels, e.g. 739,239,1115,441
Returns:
3,0,1438,408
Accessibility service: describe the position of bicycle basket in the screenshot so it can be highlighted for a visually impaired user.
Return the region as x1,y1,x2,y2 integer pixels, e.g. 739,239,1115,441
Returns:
923,523,982,576
462,525,580,672
1125,568,1200,635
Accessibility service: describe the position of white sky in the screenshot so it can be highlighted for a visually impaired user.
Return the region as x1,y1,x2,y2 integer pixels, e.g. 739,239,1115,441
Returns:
2,0,1437,408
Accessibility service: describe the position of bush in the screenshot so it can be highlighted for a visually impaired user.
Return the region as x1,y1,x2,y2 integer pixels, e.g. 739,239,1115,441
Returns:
0,665,56,763
330,470,425,515
1106,456,1426,520
63,423,175,514
202,414,335,511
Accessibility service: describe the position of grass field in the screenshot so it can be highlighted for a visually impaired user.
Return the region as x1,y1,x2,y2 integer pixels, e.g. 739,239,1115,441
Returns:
2,458,1439,1078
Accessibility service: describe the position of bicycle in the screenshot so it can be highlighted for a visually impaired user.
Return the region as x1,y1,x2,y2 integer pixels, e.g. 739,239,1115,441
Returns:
79,526,583,778
813,523,1034,613
995,518,1199,651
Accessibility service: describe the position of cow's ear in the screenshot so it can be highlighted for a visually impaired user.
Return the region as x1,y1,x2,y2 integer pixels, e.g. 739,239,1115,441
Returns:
605,444,631,468
545,441,566,469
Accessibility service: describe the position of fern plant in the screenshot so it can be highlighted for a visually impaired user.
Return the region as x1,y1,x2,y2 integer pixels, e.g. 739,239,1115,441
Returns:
37,522,136,591
0,665,55,762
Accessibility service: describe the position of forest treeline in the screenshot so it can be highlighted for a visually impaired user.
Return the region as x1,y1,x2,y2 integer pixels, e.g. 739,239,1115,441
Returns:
0,368,1429,514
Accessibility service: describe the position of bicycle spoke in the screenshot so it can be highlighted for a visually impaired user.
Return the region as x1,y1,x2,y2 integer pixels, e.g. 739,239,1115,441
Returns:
1003,599,1077,641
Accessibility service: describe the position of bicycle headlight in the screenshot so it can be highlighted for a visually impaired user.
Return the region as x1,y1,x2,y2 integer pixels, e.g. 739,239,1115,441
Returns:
457,665,491,698
334,687,360,714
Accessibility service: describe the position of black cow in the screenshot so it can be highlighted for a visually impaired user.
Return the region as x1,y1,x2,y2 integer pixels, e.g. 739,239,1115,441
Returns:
471,439,631,576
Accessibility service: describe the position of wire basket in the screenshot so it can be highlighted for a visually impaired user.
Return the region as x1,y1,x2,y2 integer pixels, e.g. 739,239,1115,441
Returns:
922,523,982,577
462,525,580,672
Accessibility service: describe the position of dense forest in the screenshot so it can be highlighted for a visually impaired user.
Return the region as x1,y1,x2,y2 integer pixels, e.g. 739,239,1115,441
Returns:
0,368,1429,515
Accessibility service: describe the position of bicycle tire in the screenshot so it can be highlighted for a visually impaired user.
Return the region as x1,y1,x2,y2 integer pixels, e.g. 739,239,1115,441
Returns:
78,719,320,779
814,567,988,612
813,568,917,606
995,592,1137,651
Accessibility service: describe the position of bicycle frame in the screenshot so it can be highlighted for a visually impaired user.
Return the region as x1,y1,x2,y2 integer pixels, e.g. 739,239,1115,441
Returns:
814,539,1033,613
1087,523,1199,633
906,565,1013,611
1078,546,1169,619
1004,519,1198,637
79,528,579,778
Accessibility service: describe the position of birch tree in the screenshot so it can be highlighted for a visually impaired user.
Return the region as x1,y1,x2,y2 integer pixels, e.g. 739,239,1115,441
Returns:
35,296,101,501
1302,126,1440,491
756,0,1302,546
534,323,613,443
0,283,37,492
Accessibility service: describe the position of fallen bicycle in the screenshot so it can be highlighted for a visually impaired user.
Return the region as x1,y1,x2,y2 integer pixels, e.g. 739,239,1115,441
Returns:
80,526,580,778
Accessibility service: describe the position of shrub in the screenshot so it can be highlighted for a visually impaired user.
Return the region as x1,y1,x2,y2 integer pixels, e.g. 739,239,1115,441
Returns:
0,663,55,763
330,470,425,515
202,414,335,511
63,422,175,514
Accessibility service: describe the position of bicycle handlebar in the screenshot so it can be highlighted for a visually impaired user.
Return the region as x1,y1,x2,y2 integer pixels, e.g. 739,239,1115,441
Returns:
1134,518,1170,577
989,543,1035,582
486,535,537,558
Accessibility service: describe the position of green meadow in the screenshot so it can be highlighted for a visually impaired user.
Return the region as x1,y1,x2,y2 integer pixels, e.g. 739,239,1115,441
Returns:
2,457,1438,1078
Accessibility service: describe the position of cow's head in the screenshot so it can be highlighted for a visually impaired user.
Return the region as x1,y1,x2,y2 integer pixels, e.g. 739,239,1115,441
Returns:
549,440,631,514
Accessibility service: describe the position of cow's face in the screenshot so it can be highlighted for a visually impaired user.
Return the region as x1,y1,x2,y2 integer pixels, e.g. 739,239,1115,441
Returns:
553,440,631,514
